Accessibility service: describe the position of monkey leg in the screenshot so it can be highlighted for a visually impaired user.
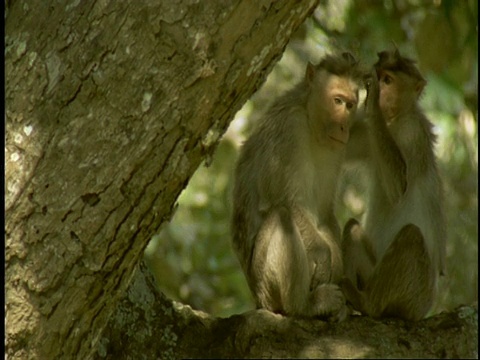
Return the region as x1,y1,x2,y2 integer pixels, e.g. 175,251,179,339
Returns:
250,208,312,316
365,224,435,321
303,230,347,321
342,218,376,291
309,283,348,322
292,206,334,289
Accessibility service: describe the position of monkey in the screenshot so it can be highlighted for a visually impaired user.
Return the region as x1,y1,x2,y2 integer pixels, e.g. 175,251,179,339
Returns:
231,52,365,320
341,49,446,321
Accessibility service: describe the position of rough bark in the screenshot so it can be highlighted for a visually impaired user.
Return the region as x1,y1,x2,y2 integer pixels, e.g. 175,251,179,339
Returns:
5,1,318,359
99,262,478,359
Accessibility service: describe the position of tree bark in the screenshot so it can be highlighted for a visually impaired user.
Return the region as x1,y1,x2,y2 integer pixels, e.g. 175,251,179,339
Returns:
5,1,318,359
99,262,478,359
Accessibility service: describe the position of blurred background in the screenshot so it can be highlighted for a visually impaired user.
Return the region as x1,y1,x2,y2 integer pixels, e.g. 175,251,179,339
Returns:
144,0,478,317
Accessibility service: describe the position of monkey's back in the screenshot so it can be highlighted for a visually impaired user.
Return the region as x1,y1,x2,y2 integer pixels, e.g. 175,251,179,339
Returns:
231,102,303,273
365,111,446,276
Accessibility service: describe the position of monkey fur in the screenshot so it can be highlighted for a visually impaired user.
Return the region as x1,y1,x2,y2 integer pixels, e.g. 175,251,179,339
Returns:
342,49,446,321
232,52,364,320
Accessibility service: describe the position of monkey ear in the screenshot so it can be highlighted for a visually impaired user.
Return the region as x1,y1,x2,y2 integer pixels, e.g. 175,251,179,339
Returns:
364,73,373,89
415,79,427,97
306,62,316,83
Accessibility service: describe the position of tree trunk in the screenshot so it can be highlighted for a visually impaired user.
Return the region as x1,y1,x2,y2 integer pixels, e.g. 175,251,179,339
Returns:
5,1,318,359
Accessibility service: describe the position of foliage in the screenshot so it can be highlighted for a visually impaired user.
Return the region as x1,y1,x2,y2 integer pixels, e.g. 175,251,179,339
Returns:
144,0,478,317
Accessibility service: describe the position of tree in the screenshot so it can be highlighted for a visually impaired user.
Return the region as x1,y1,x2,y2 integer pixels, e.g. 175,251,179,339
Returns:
5,1,477,359
5,0,319,358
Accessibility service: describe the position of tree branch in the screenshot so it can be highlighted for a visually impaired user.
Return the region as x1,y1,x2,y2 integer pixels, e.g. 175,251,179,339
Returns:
98,262,478,359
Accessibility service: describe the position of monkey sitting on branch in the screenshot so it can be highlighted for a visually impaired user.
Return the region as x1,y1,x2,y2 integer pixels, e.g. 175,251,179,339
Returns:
342,49,446,321
231,52,365,321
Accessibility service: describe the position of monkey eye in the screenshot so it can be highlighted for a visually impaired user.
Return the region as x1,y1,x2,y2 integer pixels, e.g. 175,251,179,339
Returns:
382,74,393,85
346,102,354,110
334,97,343,105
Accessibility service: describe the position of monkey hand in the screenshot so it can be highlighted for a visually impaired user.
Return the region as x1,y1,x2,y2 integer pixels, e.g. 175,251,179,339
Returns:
339,277,367,315
309,253,332,291
310,283,348,322
365,68,380,116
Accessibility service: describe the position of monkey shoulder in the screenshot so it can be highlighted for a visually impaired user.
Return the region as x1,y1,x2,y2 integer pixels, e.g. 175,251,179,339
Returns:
235,132,300,208
390,112,437,172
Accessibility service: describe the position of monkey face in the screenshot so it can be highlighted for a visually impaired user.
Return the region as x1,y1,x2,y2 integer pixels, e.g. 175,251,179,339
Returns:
315,73,359,147
377,70,420,123
305,62,363,149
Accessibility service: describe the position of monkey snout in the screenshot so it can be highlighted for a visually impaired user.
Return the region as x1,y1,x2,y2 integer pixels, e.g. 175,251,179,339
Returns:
328,132,349,145
327,123,349,145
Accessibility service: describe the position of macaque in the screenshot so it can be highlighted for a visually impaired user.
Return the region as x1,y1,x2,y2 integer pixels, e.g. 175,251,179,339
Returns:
342,50,446,321
231,53,364,320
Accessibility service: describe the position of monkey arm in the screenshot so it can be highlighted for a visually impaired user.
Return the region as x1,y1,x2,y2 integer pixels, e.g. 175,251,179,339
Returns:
366,71,407,205
346,116,370,164
292,207,332,287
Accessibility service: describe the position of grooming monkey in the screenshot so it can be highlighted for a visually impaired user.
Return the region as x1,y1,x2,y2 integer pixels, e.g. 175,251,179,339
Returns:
231,53,364,320
342,49,446,321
